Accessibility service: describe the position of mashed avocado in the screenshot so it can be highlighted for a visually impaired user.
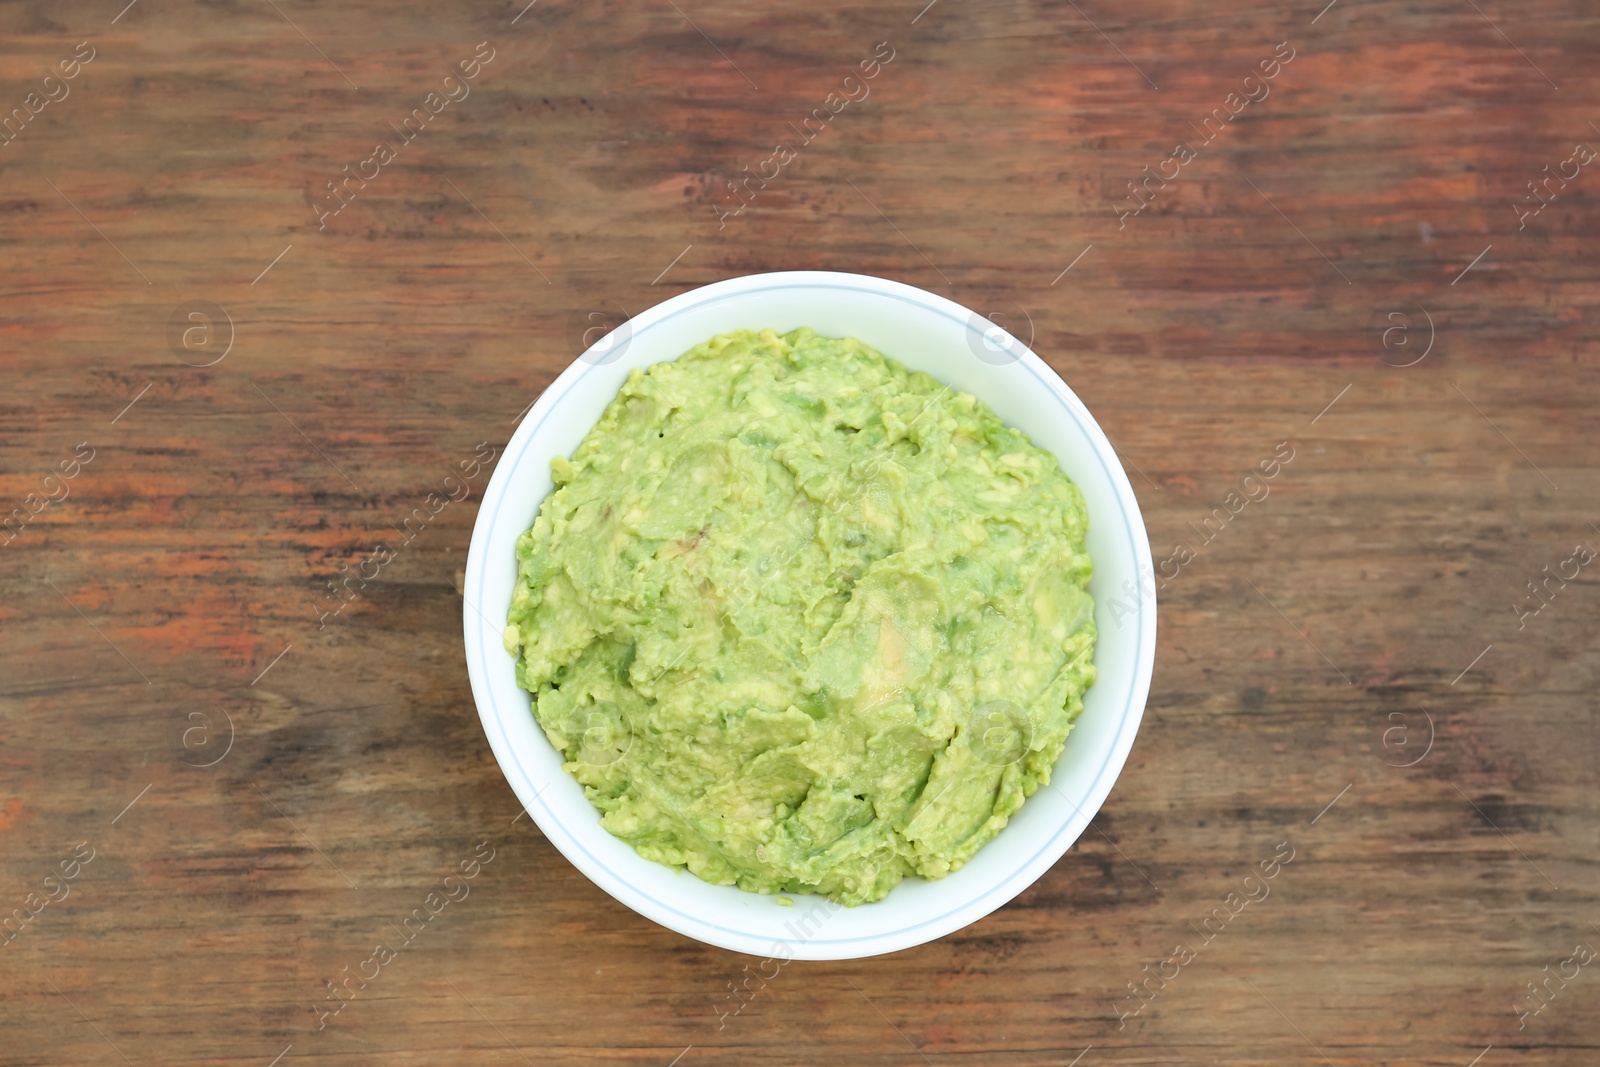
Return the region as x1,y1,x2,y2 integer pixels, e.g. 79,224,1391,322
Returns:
504,328,1096,905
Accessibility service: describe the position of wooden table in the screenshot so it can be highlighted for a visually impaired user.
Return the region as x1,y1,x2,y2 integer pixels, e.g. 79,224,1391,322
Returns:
4,1,1597,1063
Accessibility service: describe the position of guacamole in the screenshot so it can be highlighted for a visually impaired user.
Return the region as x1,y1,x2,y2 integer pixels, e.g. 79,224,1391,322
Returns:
504,328,1096,905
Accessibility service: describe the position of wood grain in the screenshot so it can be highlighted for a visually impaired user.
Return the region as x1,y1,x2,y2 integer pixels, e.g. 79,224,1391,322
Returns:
3,0,1598,1064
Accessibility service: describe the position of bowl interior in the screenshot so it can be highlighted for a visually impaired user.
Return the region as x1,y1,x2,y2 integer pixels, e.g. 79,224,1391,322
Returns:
464,272,1154,959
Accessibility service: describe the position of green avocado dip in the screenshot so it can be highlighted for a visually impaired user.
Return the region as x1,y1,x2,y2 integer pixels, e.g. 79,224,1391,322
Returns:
504,328,1096,906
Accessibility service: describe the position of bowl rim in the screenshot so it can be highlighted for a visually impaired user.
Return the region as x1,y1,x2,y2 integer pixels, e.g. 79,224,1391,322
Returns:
464,270,1156,959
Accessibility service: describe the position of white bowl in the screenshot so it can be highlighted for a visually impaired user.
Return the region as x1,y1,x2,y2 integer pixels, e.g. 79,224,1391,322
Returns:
464,271,1155,960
